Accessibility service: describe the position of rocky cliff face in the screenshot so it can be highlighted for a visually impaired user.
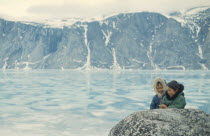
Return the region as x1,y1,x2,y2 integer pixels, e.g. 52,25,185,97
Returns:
0,7,209,70
109,109,210,136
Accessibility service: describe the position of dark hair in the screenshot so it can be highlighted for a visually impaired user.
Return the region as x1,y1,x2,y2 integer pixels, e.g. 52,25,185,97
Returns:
167,80,184,92
157,81,162,86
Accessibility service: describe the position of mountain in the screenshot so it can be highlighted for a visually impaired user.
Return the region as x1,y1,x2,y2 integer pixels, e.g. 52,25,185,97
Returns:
0,7,210,70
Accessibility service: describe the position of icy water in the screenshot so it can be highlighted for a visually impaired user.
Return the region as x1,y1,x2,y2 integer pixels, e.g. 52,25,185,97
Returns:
0,70,210,136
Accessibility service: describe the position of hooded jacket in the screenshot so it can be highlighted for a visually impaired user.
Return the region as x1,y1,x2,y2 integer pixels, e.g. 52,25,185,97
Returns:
161,89,186,109
150,78,167,110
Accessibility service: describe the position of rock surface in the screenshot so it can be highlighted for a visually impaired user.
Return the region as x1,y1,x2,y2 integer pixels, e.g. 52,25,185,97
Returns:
109,109,210,136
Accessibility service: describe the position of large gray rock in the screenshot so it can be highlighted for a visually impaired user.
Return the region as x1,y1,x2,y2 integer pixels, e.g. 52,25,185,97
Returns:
109,109,210,136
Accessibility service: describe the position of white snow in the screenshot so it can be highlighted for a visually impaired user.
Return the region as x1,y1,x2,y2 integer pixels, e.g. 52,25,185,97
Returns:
169,8,209,70
147,52,159,70
170,16,187,26
14,60,19,70
189,22,201,38
21,18,83,28
19,14,114,28
73,59,82,63
168,7,209,28
201,64,208,70
197,45,208,70
101,30,112,46
198,45,204,59
149,43,153,53
112,22,116,29
83,25,91,70
0,6,209,29
166,66,186,70
111,48,121,70
140,43,144,47
2,58,8,70
13,53,52,70
103,20,109,26
43,53,52,60
23,62,31,70
147,43,159,70
184,7,209,16
131,59,145,64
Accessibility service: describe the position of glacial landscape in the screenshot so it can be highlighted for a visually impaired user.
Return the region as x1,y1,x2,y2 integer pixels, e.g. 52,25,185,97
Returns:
0,5,210,136
0,7,210,70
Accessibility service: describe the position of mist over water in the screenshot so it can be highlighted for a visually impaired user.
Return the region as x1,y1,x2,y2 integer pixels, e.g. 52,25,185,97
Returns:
0,70,209,136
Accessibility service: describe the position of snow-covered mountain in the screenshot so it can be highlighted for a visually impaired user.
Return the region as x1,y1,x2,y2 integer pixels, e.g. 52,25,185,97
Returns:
0,7,210,70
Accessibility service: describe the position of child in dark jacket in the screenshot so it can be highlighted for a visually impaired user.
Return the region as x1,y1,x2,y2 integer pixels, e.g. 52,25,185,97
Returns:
159,80,186,109
150,77,167,110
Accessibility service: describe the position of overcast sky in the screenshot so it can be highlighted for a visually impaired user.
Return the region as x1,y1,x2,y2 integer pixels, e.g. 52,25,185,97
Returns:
0,0,210,21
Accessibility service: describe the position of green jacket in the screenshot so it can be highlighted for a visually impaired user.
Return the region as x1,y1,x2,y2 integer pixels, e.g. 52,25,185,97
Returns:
161,92,186,109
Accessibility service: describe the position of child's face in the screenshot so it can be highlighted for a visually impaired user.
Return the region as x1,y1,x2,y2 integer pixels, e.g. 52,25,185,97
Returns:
167,87,177,97
156,84,163,94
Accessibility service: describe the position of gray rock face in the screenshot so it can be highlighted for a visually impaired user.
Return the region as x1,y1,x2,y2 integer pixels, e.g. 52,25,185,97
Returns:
0,7,210,70
109,109,210,136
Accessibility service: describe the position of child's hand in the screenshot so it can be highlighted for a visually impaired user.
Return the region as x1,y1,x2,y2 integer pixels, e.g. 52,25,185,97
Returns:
159,104,168,109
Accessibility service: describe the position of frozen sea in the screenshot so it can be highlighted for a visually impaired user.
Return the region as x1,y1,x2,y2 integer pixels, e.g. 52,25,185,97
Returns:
0,70,210,136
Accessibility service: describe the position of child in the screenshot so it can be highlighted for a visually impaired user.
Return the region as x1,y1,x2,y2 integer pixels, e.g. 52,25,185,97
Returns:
150,77,167,109
159,80,186,109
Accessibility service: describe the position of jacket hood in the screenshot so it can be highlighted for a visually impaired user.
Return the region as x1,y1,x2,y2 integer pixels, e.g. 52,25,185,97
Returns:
153,77,167,98
165,90,184,100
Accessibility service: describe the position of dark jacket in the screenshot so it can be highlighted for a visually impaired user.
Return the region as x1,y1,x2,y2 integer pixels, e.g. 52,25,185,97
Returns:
161,91,186,109
150,95,163,109
150,77,167,110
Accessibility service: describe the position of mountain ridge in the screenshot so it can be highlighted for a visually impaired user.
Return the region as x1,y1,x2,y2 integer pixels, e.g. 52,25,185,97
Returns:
0,7,209,70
